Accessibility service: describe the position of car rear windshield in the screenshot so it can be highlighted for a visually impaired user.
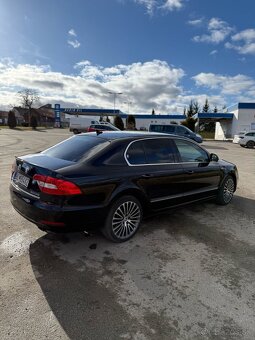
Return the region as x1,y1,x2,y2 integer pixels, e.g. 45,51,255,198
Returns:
42,135,110,162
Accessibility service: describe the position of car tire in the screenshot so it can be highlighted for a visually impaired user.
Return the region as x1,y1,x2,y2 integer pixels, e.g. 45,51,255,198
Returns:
73,129,79,134
216,175,235,205
246,140,255,148
102,195,143,242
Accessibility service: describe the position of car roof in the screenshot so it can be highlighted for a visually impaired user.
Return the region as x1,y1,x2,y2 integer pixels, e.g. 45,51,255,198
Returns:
80,131,172,141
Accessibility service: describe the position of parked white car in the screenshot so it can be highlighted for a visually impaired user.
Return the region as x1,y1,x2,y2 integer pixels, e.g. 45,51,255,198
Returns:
239,131,255,148
233,131,246,144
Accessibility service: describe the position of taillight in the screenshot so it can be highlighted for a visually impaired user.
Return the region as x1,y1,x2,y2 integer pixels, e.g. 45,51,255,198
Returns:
33,174,81,195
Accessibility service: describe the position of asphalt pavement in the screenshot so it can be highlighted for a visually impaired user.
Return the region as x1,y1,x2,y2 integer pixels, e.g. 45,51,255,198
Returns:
0,128,255,340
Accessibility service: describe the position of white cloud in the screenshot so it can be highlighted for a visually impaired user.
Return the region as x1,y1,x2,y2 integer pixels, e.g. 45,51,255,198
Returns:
210,49,218,55
134,0,184,14
0,58,185,113
67,28,81,48
188,18,203,26
68,28,77,37
193,72,255,96
225,28,255,55
161,0,183,11
232,28,255,42
67,39,81,48
193,17,233,44
1,58,254,113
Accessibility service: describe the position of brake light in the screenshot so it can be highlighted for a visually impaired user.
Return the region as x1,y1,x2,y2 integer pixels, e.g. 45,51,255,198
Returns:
88,127,95,132
33,174,81,195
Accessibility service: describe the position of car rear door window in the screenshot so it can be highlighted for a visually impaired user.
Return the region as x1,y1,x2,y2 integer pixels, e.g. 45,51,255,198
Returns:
126,141,146,165
174,139,209,163
143,139,175,164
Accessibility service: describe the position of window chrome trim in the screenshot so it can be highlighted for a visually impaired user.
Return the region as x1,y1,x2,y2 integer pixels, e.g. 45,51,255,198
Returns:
150,186,218,203
124,137,210,167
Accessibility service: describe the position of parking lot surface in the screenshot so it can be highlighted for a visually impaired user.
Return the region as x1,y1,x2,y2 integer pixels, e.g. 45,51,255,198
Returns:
0,128,255,340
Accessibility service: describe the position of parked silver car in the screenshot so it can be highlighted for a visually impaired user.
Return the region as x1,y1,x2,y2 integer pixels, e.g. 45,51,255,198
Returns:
239,131,255,148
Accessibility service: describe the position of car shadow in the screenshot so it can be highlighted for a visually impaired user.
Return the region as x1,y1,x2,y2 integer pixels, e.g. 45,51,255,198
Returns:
29,195,255,339
29,231,140,339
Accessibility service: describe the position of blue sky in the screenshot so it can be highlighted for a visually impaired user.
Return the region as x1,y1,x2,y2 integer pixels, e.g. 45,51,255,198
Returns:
0,0,255,113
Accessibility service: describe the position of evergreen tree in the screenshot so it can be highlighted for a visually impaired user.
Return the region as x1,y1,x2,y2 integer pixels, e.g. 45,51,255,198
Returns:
183,107,186,116
152,109,155,115
106,116,110,123
126,114,136,130
181,117,197,132
202,98,210,113
213,106,218,113
99,115,103,122
193,101,200,114
7,110,17,129
114,115,124,130
186,100,194,117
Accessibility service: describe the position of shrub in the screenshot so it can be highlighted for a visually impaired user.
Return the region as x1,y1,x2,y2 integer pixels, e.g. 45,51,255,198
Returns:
7,111,17,129
31,115,38,129
181,117,197,132
126,114,136,130
114,115,124,130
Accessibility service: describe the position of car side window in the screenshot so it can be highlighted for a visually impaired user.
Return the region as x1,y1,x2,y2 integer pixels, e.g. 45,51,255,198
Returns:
143,139,175,164
164,125,175,133
126,141,146,165
246,132,255,136
174,139,209,163
176,126,186,135
150,125,164,132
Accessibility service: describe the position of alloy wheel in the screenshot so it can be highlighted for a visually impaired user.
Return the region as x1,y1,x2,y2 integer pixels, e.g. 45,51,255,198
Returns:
223,178,235,203
112,201,141,240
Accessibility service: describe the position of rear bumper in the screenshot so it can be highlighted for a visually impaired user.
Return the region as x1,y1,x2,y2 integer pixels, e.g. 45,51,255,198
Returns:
10,183,107,232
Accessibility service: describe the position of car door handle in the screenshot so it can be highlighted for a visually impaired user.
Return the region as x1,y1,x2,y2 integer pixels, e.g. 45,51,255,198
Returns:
142,174,154,178
185,170,194,175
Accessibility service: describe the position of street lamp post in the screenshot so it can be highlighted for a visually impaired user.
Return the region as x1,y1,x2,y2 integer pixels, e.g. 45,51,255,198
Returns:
108,91,122,115
124,101,133,114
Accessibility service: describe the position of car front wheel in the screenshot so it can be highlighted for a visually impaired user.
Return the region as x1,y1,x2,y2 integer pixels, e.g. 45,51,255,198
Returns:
102,195,143,242
246,140,255,148
216,175,235,205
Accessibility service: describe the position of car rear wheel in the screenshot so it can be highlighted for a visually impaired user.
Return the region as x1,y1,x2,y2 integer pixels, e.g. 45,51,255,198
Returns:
73,129,79,134
246,140,255,148
102,195,143,242
216,175,235,205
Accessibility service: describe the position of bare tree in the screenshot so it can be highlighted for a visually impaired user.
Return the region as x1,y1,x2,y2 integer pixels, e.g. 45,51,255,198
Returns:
18,89,40,126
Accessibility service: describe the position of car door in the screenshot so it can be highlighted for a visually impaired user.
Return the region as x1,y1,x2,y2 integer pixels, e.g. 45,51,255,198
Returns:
173,138,221,202
125,138,185,209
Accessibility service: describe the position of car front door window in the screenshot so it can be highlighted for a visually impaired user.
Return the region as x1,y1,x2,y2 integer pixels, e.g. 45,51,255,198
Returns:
174,140,209,163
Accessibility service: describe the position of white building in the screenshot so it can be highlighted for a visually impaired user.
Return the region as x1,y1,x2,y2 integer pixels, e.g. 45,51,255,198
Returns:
214,103,255,140
119,114,186,130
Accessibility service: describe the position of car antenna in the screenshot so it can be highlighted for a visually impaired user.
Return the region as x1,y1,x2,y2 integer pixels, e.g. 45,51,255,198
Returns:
96,129,103,135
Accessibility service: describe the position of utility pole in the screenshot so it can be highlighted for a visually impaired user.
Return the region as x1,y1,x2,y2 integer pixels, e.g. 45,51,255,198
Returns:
108,91,122,115
124,101,132,114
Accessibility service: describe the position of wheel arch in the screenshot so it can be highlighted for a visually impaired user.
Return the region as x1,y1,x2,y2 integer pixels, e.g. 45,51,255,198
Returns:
109,187,150,213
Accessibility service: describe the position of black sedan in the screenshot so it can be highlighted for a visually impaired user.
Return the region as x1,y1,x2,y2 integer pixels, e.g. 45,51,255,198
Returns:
10,131,238,242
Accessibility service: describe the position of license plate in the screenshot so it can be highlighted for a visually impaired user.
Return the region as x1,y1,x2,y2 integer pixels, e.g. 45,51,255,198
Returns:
15,173,30,188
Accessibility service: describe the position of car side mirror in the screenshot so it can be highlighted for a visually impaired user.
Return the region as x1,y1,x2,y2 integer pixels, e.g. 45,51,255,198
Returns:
210,153,219,162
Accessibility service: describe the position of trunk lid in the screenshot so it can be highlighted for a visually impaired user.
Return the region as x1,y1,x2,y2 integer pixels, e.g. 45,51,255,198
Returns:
11,154,75,196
